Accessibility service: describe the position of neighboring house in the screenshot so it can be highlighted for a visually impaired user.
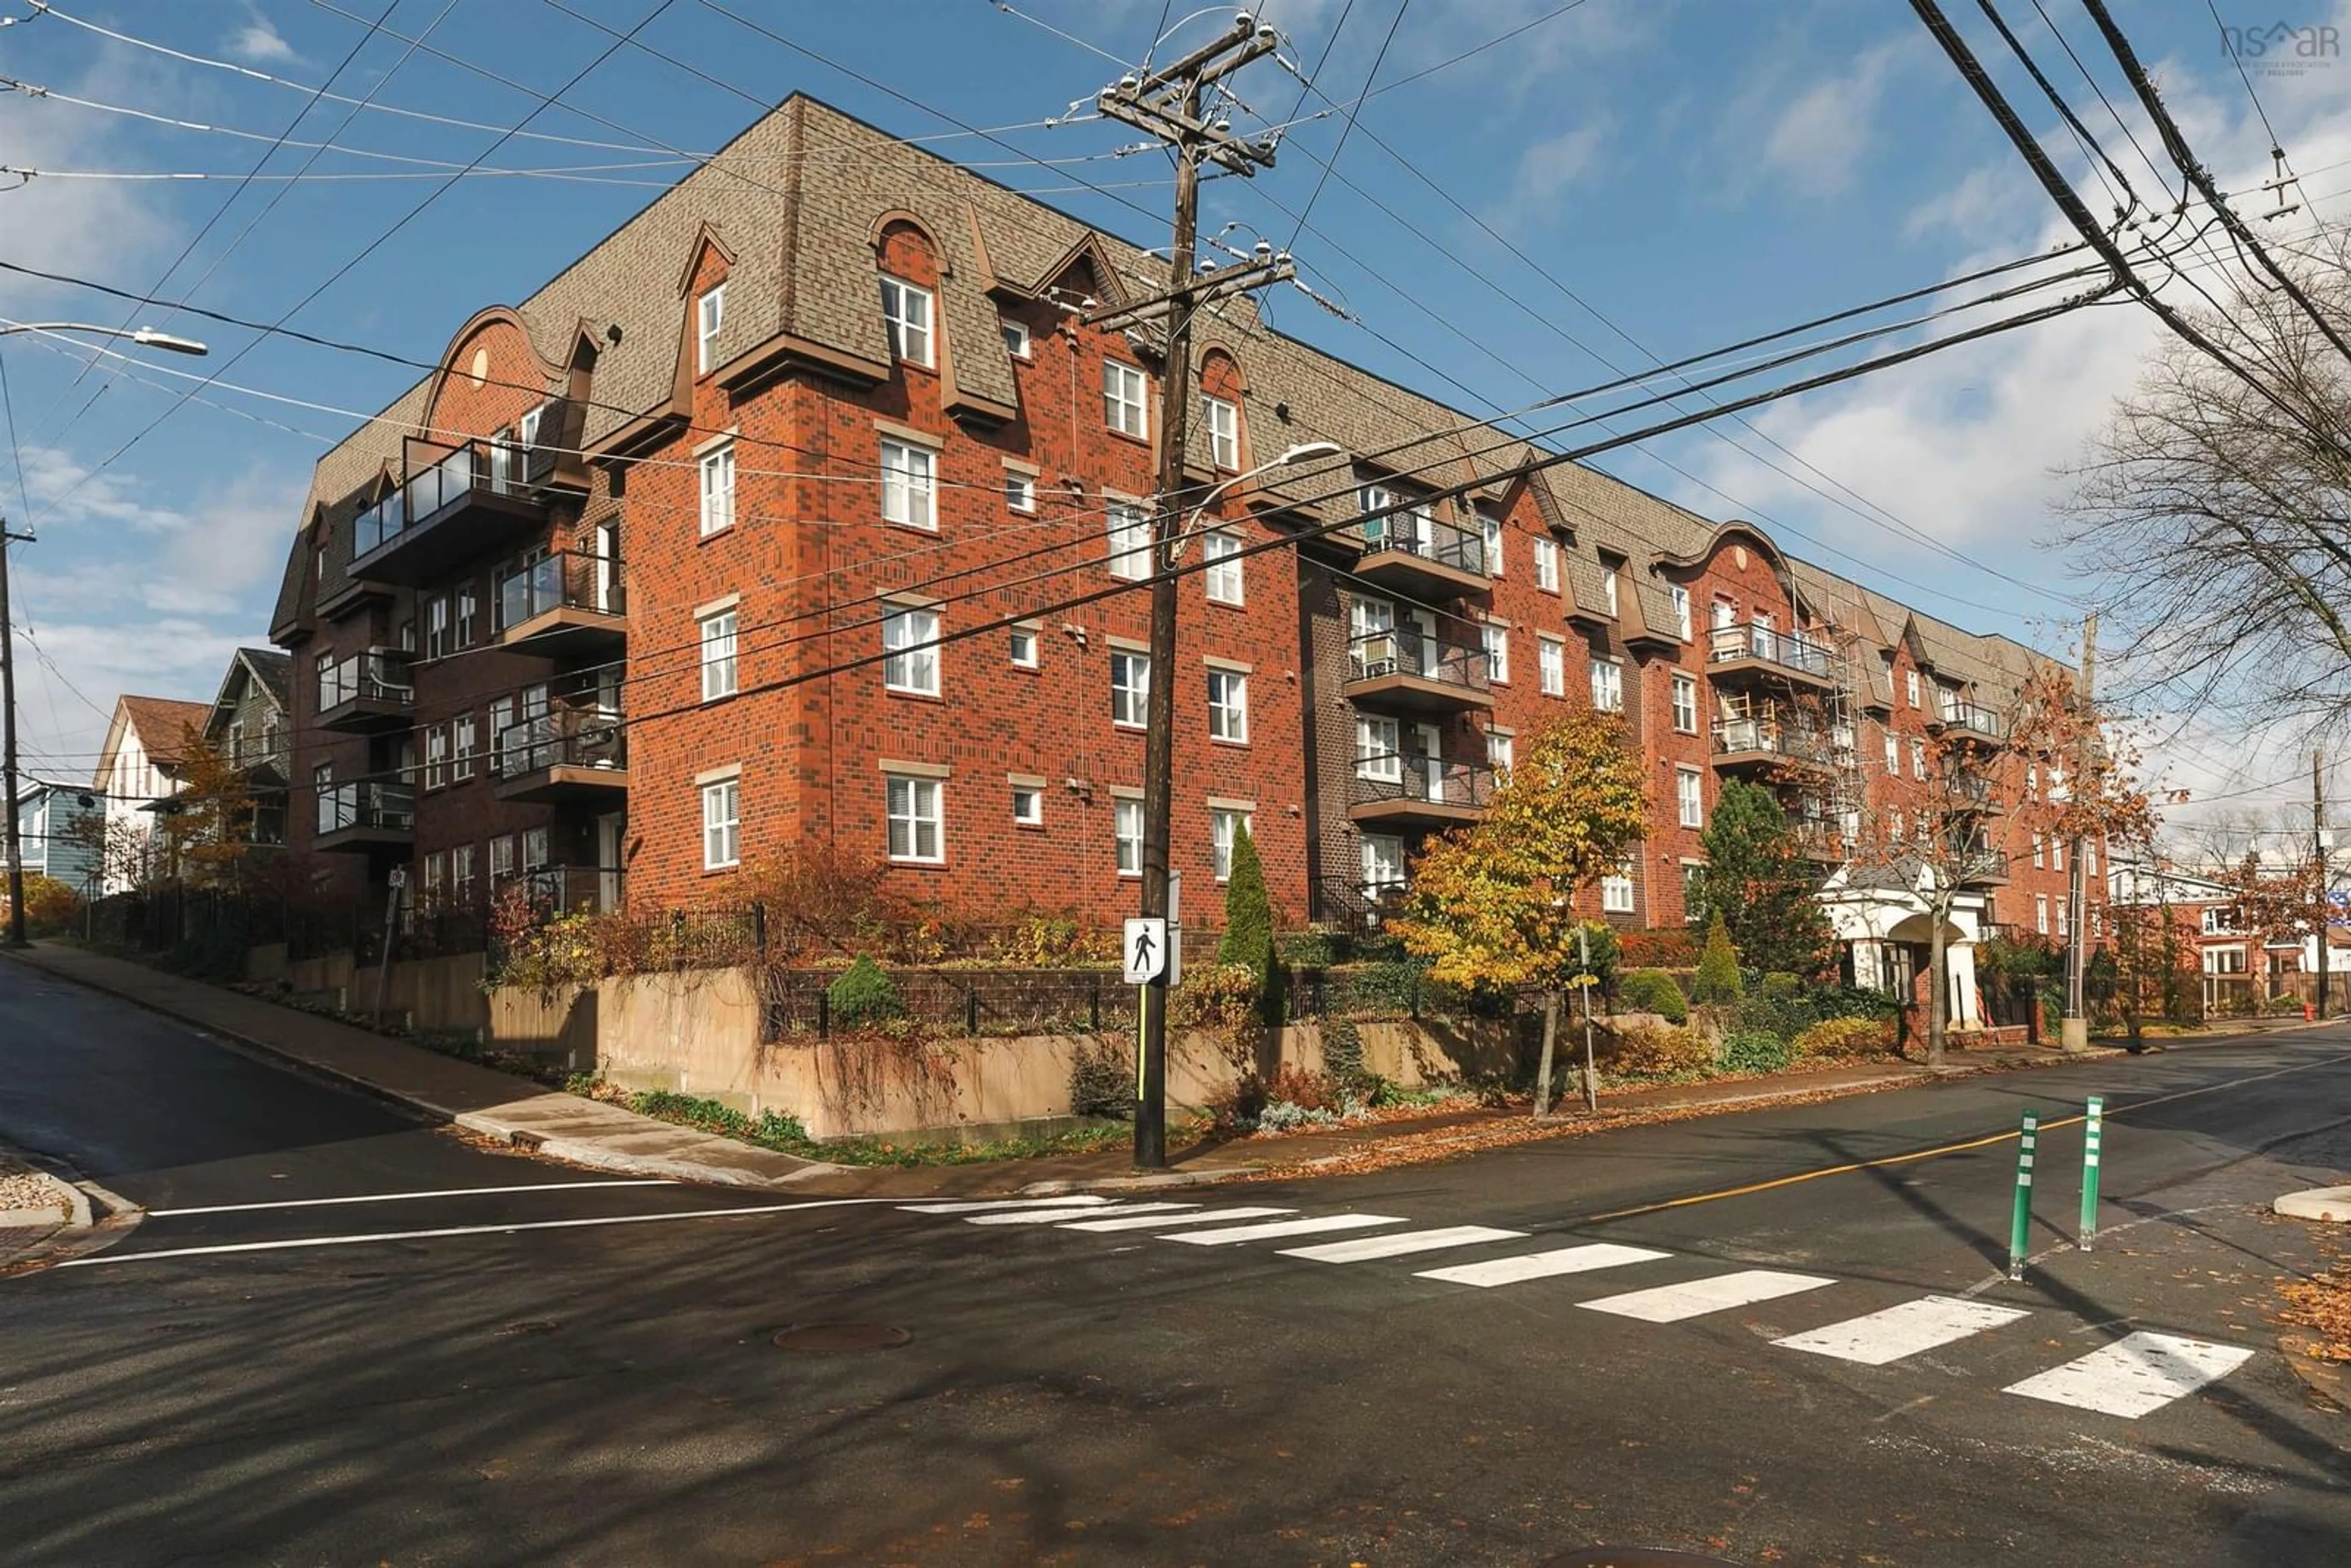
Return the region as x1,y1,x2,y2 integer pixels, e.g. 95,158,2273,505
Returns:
264,92,2096,1005
2102,851,2342,1010
203,647,294,846
10,780,104,895
91,694,211,894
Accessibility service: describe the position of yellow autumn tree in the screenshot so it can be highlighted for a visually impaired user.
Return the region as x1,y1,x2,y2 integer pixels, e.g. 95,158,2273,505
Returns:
1390,712,1649,1116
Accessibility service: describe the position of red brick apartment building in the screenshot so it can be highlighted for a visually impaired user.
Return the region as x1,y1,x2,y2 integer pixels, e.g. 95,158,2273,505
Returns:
268,95,2091,1015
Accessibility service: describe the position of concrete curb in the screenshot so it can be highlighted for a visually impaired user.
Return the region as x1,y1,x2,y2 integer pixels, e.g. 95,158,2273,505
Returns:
3,949,839,1191
2274,1185,2351,1222
1022,1166,1264,1196
0,1149,144,1274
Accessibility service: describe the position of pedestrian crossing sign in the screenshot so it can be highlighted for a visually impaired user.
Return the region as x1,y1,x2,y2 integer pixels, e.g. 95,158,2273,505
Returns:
1122,917,1170,985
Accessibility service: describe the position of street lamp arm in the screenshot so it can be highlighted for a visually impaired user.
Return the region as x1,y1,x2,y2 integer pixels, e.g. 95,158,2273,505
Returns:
0,322,209,355
1168,438,1344,555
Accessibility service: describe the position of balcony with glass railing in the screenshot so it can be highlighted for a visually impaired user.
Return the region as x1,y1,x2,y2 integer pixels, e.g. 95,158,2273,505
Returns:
313,781,414,852
1706,621,1836,688
496,549,626,657
1355,509,1490,600
504,862,623,914
349,438,553,586
492,703,629,804
1711,715,1837,773
1343,626,1494,714
1929,697,2006,743
315,649,416,733
1348,753,1495,830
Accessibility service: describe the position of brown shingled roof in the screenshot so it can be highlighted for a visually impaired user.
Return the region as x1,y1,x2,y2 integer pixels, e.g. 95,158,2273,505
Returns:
118,696,212,766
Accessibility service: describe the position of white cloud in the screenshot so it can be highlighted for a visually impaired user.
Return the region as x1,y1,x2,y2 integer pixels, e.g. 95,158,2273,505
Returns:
1761,40,1910,199
1502,119,1611,214
227,7,300,67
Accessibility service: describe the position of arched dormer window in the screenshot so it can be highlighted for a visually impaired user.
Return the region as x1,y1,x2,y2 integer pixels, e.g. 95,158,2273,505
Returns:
874,219,940,372
1198,349,1245,473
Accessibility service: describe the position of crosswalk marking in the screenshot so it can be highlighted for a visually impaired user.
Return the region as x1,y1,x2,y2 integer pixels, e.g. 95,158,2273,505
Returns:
2002,1331,2255,1419
1169,1214,1409,1246
1059,1206,1297,1232
1280,1225,1529,1264
1774,1295,2031,1365
1580,1269,1837,1322
1415,1242,1670,1288
899,1196,1110,1215
966,1201,1195,1226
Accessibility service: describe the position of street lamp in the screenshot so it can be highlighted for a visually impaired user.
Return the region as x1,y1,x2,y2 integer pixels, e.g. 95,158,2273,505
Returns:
0,321,208,948
1132,437,1347,1167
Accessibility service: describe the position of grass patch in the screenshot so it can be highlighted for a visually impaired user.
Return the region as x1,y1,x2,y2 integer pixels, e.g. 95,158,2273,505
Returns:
566,1076,1130,1166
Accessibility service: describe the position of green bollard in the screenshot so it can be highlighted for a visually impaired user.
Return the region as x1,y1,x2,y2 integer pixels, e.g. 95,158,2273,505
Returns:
2008,1110,2039,1281
2080,1095,2104,1252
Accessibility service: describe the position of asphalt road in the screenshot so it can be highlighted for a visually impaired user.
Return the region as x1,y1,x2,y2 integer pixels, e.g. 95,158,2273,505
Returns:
2,958,2348,1567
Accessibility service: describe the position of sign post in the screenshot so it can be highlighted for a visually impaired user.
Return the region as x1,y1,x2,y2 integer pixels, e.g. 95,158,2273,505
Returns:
2079,1095,2105,1251
2008,1109,2039,1281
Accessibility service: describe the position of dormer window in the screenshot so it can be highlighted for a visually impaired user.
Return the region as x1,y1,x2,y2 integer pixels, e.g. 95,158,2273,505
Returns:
1202,394,1239,470
880,275,934,368
1000,317,1031,359
697,283,726,375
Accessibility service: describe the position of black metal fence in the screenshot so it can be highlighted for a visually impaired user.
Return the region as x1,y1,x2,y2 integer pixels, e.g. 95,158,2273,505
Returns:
757,966,1134,1040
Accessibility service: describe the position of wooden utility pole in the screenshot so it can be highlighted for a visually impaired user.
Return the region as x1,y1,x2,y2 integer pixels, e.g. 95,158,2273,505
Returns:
1091,13,1281,1169
2316,751,2331,1021
0,520,31,949
2062,612,2096,1051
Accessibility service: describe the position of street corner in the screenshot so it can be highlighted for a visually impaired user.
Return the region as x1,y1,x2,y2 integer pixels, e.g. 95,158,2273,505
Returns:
0,1150,139,1277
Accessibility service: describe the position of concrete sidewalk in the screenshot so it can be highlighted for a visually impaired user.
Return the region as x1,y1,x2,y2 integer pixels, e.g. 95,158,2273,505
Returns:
4,943,836,1190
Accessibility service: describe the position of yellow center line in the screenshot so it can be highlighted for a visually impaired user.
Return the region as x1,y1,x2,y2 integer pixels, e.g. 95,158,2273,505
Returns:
1580,1048,2350,1224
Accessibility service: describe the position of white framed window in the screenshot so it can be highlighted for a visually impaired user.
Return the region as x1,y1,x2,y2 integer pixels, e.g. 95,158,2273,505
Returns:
2029,763,2040,797
1602,861,1636,914
2085,840,2097,877
880,275,933,367
885,774,944,863
2033,832,2045,869
1487,730,1514,773
424,726,449,790
490,696,516,771
1671,672,1698,734
1004,470,1036,514
451,844,475,909
699,608,739,701
1009,627,1039,669
880,439,937,531
1677,768,1704,828
1012,784,1043,827
1533,538,1559,593
2036,893,2050,935
702,779,740,869
1355,715,1401,781
456,588,477,648
1591,658,1624,713
1210,806,1253,881
1000,317,1030,359
1884,731,1900,775
1906,669,1921,708
1202,394,1239,470
1911,737,1927,779
1681,861,1704,921
697,283,726,374
2057,899,2070,939
1538,636,1566,697
2053,839,2066,872
1670,583,1692,640
1362,834,1406,892
421,852,444,913
1106,501,1152,581
1482,623,1509,684
1603,570,1620,618
1115,798,1144,876
1202,530,1244,605
426,596,449,660
1482,514,1503,576
882,606,940,696
1104,359,1149,438
1111,650,1151,728
523,825,550,872
1207,669,1248,744
1358,482,1393,544
698,440,736,536
490,834,514,882
452,714,478,777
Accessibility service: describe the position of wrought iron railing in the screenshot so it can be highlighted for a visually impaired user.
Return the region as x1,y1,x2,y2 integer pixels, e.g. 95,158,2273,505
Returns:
1711,716,1835,765
1346,626,1493,694
1360,509,1486,577
1349,753,1496,813
494,705,626,778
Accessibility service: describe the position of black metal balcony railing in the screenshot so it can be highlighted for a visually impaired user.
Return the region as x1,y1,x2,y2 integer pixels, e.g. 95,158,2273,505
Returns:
354,438,551,557
1935,699,2006,741
509,863,620,912
494,706,626,779
1310,872,1407,934
1346,627,1493,696
1708,621,1834,680
1361,510,1487,577
1956,847,2011,882
1942,773,2000,812
316,781,414,836
497,549,624,631
316,650,414,713
1349,753,1496,814
1712,716,1836,765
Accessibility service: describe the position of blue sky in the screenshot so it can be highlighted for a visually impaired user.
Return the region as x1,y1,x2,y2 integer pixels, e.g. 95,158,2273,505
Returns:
1,0,2347,830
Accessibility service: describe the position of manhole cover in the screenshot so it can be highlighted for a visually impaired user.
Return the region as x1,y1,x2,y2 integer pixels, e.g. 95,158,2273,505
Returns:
772,1322,911,1352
